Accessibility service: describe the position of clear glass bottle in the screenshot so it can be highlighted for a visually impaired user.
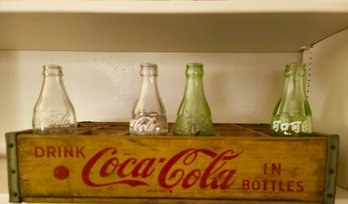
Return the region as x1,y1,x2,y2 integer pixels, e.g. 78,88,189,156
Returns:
271,63,313,136
129,63,168,135
32,64,77,134
174,63,214,136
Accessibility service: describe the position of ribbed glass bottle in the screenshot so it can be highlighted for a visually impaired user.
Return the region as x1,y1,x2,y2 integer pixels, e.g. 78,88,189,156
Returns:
271,63,312,136
33,64,77,134
174,63,214,136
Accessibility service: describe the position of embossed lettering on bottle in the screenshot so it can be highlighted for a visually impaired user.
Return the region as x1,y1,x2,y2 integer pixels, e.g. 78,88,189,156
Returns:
174,63,214,136
32,64,77,134
129,63,168,135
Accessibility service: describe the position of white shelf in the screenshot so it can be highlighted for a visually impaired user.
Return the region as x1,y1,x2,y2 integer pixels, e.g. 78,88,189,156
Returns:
1,0,348,13
0,0,347,52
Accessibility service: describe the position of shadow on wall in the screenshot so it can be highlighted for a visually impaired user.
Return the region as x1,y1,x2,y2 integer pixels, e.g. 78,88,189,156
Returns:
208,68,230,122
207,62,284,124
0,51,32,156
309,28,348,188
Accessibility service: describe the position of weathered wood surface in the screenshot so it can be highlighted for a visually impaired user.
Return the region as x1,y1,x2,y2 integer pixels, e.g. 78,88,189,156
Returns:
23,197,323,204
7,123,337,203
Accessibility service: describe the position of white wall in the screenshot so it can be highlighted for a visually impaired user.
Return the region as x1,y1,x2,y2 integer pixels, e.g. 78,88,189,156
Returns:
0,51,300,155
306,28,348,189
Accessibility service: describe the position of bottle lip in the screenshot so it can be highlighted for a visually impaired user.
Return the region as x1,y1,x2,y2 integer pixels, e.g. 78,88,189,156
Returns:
285,63,306,76
186,63,204,76
187,63,203,68
42,64,63,76
140,63,158,76
141,63,157,68
286,63,305,68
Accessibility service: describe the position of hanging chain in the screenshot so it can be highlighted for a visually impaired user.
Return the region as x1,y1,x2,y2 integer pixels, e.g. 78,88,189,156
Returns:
300,45,314,98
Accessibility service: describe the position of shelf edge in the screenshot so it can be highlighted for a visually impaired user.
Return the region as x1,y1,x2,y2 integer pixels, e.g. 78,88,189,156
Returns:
0,0,348,14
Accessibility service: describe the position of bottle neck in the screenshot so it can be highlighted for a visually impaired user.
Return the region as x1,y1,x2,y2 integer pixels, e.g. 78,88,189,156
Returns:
39,66,69,103
184,75,205,99
139,75,160,98
134,66,165,114
42,73,65,92
277,64,309,116
184,63,206,100
138,64,160,98
281,72,307,100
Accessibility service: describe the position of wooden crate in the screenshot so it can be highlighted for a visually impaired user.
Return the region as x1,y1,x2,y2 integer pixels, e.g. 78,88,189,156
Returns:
5,122,339,204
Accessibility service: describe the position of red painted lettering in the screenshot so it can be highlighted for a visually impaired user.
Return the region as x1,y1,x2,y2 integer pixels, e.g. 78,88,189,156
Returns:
82,147,150,187
47,146,56,157
33,146,85,158
82,147,242,190
158,149,193,188
297,181,304,192
287,180,294,192
272,163,281,175
132,158,156,178
76,146,85,158
200,150,239,189
182,169,201,189
100,158,119,177
34,146,45,157
279,180,286,192
64,147,73,157
118,158,137,177
252,180,260,190
264,163,282,175
158,149,241,190
262,180,269,191
242,179,305,193
242,179,250,190
271,180,277,191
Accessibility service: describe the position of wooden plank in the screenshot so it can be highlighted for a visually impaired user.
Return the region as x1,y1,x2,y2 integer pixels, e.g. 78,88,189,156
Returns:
5,130,31,203
4,123,337,203
22,197,323,204
16,132,328,202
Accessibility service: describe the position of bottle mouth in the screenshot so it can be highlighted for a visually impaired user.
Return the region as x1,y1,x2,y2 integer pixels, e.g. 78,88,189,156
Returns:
186,63,204,76
140,63,158,76
285,63,306,76
43,64,63,76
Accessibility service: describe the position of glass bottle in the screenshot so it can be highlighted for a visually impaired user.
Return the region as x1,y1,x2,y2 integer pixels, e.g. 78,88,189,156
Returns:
271,63,313,136
32,64,77,134
174,63,214,136
129,63,168,135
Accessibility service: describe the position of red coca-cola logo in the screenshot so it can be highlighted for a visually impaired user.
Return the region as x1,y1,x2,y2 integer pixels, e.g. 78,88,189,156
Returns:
82,147,243,190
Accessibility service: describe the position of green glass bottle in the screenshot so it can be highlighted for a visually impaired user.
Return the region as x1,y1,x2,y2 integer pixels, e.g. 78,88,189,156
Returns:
174,63,214,136
271,63,313,136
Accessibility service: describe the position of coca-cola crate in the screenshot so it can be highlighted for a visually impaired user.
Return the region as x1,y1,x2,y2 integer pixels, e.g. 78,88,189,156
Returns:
5,122,338,204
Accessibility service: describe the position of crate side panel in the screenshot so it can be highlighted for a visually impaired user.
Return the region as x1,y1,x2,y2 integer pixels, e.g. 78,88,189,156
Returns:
5,132,21,203
22,197,323,204
324,134,340,204
17,134,327,202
